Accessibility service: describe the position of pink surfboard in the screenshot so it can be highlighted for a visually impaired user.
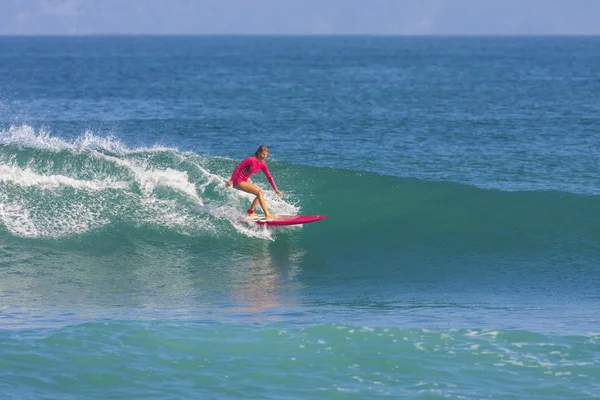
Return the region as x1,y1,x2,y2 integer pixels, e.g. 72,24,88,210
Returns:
254,215,328,226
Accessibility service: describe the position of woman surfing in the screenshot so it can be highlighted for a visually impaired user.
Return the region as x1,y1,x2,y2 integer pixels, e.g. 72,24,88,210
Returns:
226,145,282,220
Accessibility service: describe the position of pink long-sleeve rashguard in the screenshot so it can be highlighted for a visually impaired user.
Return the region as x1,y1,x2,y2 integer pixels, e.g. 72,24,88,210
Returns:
230,157,278,190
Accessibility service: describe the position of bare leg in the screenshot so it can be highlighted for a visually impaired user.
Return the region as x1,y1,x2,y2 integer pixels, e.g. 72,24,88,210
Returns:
249,197,259,214
234,181,277,219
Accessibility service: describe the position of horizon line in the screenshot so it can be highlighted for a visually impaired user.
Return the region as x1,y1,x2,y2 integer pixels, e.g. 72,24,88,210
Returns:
2,33,600,37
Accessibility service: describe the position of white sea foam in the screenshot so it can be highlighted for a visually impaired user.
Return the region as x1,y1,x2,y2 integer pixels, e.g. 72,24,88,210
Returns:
0,191,110,238
0,124,178,154
0,164,129,191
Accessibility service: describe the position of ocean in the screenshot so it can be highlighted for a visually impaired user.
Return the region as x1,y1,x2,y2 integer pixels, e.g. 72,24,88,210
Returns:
0,35,599,398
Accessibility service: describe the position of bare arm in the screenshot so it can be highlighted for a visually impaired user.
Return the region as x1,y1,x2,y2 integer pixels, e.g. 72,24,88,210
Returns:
262,163,282,196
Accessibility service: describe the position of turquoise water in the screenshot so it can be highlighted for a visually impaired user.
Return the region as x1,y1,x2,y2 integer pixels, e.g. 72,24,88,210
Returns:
0,36,599,398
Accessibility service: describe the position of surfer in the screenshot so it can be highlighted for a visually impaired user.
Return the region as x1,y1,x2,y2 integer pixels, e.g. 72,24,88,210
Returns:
226,145,283,220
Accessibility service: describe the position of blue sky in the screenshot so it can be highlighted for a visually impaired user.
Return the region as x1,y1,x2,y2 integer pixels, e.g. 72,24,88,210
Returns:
1,0,599,35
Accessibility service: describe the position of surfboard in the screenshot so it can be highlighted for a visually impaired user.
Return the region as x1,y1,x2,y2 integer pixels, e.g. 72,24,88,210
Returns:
253,215,328,226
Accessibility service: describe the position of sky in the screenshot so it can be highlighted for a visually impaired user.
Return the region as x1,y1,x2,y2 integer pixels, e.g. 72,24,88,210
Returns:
1,0,599,35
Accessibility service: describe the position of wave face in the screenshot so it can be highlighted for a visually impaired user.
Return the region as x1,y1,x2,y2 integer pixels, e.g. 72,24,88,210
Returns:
3,124,598,246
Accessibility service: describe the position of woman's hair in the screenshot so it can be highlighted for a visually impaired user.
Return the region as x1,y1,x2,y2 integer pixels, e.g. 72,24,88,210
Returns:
254,145,269,157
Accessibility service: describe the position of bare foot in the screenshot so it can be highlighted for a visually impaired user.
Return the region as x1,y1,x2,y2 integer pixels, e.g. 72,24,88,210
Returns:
265,214,278,220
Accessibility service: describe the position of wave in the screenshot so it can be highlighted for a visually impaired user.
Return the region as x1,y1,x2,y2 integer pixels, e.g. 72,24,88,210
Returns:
300,166,600,254
1,125,598,252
